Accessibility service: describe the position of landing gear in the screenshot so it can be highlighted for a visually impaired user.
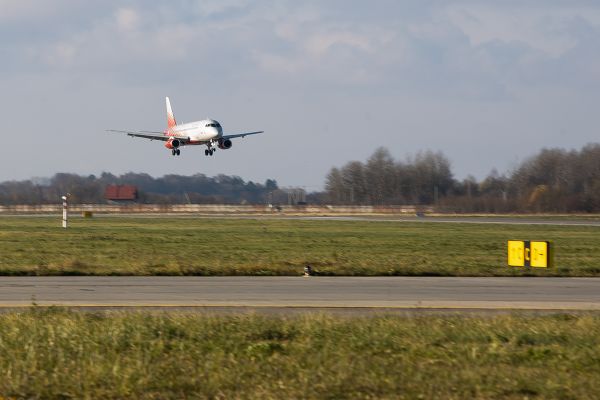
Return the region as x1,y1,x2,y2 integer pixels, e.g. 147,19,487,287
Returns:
205,148,215,156
172,149,181,156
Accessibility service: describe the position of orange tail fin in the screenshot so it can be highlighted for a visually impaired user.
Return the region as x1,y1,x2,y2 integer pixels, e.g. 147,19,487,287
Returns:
166,97,177,128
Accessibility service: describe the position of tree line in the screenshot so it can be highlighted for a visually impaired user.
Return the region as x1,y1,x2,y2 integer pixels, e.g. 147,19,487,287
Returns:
0,172,279,205
325,144,600,212
326,148,453,205
3,143,600,212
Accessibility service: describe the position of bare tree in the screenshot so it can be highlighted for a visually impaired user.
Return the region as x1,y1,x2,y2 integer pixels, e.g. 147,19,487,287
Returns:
365,147,396,204
341,161,367,204
325,167,346,204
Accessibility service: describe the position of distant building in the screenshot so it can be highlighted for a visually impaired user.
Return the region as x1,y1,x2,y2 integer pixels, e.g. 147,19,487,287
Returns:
104,185,138,203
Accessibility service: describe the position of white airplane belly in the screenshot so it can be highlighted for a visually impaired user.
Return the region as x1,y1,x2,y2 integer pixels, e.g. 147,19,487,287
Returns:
190,131,217,143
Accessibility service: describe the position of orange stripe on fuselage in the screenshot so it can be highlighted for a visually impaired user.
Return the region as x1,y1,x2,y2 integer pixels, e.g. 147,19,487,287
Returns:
164,131,205,145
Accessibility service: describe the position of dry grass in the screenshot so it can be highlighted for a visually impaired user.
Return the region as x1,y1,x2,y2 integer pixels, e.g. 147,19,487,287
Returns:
0,308,599,399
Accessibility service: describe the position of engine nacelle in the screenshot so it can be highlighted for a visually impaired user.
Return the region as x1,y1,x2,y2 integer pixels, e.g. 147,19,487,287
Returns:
218,138,232,150
165,139,181,149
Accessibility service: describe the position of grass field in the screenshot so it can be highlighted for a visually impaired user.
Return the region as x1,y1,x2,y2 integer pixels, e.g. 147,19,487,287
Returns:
0,308,599,399
1,216,600,276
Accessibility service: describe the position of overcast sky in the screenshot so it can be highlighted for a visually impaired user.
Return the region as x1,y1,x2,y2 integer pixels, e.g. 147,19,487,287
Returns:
2,1,600,189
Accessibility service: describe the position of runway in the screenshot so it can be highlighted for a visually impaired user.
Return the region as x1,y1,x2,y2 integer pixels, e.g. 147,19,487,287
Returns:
1,276,600,310
300,215,600,227
4,214,600,227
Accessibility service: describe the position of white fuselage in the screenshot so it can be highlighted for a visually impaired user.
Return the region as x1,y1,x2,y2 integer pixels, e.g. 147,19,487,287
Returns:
167,119,223,145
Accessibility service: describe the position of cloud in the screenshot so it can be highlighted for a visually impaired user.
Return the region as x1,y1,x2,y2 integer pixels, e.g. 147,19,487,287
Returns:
7,0,597,95
304,31,372,55
2,1,600,186
116,8,140,32
455,3,600,53
0,0,62,21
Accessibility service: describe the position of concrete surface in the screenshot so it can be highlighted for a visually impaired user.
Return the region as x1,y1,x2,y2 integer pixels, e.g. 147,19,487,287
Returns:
1,276,600,310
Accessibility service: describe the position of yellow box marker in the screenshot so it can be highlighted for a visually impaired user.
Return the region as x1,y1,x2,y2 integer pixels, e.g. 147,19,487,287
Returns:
508,240,552,268
508,240,526,267
531,241,552,268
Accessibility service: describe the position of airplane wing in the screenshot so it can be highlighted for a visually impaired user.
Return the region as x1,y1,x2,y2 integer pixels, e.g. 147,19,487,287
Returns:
106,130,189,142
221,131,263,140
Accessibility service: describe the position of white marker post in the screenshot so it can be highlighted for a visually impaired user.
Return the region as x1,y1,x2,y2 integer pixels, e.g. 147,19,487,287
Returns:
61,195,68,228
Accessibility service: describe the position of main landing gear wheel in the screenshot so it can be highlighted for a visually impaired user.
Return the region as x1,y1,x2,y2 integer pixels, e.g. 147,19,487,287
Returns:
205,149,209,156
176,149,180,156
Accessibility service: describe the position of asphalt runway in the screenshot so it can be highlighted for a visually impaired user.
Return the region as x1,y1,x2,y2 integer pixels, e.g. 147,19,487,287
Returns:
300,215,600,227
1,276,600,310
5,213,600,227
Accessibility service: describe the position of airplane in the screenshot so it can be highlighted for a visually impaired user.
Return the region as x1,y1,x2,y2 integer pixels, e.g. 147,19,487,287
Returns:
108,97,263,156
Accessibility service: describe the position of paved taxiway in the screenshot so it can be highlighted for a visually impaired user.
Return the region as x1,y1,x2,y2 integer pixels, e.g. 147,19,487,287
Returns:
5,214,600,227
301,215,600,227
1,276,600,310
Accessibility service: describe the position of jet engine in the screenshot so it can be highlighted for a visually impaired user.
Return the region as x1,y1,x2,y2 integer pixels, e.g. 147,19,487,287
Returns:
165,138,181,149
218,138,232,149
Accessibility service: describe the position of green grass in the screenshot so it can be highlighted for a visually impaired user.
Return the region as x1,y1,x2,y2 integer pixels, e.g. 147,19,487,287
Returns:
1,216,600,276
1,308,599,399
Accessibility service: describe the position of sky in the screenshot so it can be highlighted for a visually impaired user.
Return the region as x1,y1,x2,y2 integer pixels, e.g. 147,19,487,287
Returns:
2,0,600,190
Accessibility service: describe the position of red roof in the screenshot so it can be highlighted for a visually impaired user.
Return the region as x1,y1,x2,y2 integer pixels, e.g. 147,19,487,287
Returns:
104,185,138,200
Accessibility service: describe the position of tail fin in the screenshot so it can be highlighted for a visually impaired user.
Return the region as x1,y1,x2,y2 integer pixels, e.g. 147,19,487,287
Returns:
166,97,177,128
